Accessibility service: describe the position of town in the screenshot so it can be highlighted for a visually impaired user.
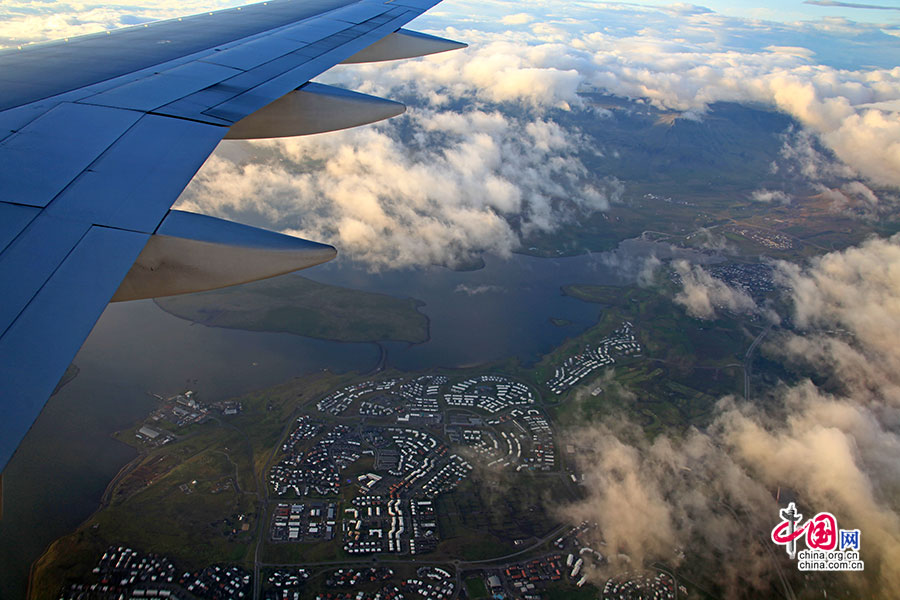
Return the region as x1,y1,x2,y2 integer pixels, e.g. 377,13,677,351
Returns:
728,225,794,250
134,391,244,446
707,262,777,304
263,371,570,559
670,262,778,318
545,322,641,394
62,321,694,600
60,546,251,600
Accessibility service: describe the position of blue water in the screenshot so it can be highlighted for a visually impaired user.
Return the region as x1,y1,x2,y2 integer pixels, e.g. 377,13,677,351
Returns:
0,246,690,598
309,252,623,370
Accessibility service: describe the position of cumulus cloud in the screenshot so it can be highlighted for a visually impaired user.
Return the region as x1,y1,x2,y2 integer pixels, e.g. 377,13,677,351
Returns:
454,283,504,295
636,254,663,287
594,246,663,286
751,188,792,204
777,128,857,182
500,13,534,25
565,419,777,595
763,45,816,58
688,227,737,254
564,236,900,596
673,260,761,319
842,180,881,205
0,1,246,46
774,234,900,403
596,237,727,287
178,109,620,269
313,3,900,189
582,47,900,187
567,390,900,595
813,180,892,217
5,0,899,263
719,386,900,592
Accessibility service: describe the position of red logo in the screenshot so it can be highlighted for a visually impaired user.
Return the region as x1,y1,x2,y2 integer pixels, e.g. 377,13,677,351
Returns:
806,513,837,550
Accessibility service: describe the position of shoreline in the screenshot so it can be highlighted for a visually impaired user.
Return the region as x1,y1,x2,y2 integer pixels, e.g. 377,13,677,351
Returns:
27,435,140,600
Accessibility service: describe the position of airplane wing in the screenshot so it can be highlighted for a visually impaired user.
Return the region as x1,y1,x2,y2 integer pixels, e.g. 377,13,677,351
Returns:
0,0,465,478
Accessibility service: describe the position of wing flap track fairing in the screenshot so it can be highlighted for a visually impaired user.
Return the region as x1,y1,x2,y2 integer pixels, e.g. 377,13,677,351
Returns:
224,81,405,139
342,28,466,63
112,210,336,301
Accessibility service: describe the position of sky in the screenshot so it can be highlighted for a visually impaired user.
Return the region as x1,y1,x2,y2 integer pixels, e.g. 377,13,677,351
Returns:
641,0,900,22
3,0,900,595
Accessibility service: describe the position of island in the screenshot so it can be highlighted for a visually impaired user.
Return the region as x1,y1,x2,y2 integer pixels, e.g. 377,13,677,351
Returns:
155,274,429,344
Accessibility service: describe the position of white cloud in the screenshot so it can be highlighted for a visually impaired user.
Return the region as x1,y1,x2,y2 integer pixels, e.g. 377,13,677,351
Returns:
751,188,792,203
764,45,816,58
500,13,534,25
673,259,762,319
454,283,504,295
315,3,900,188
565,418,778,594
0,1,246,46
4,0,899,265
178,109,621,269
774,234,900,402
4,0,900,190
567,236,900,595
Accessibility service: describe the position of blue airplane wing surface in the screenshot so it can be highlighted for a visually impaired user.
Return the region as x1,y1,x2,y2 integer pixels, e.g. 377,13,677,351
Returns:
0,0,464,477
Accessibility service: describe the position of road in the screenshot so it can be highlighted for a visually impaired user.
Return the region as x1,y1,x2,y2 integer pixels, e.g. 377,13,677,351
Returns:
251,407,305,600
259,521,570,598
744,323,773,401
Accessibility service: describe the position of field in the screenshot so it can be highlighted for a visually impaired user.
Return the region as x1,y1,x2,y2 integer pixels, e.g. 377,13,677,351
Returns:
29,372,346,599
464,576,489,599
529,283,751,435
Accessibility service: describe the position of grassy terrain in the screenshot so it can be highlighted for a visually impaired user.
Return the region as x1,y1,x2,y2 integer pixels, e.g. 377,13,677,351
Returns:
544,581,601,600
155,273,429,343
31,444,257,599
535,283,751,434
465,576,489,599
30,371,348,599
519,99,899,262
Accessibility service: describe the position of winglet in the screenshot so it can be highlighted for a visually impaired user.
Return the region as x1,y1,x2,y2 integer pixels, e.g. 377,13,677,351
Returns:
112,211,336,301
